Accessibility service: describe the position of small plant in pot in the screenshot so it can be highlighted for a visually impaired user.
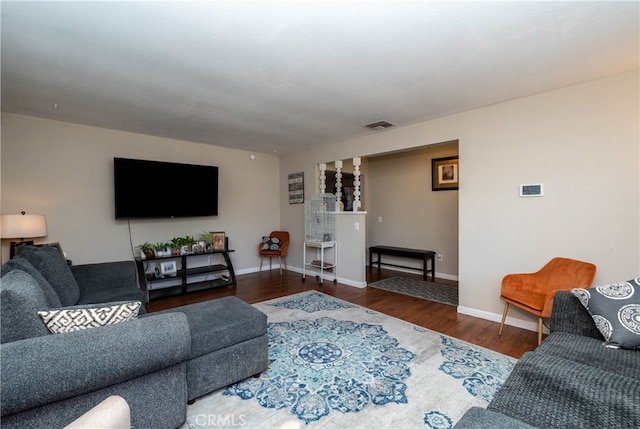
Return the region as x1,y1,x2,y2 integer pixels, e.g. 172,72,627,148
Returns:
136,242,156,260
153,242,172,258
199,231,215,253
171,236,196,255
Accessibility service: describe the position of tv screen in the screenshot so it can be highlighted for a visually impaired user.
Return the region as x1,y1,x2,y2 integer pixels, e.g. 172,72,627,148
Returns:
114,157,219,218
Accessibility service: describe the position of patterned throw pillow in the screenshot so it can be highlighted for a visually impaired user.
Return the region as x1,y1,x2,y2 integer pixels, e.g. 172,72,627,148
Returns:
572,278,640,349
261,236,281,251
38,301,141,334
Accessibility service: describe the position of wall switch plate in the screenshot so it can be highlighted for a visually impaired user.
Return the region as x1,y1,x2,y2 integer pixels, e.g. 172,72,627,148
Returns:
520,183,544,197
437,253,443,261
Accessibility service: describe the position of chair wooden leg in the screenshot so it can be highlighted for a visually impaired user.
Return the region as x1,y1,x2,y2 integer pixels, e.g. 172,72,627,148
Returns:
269,257,272,271
538,317,543,345
278,256,283,275
259,257,263,272
499,302,509,336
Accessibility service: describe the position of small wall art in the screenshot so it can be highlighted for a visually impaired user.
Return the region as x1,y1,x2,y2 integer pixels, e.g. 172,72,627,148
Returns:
432,156,459,191
288,172,304,204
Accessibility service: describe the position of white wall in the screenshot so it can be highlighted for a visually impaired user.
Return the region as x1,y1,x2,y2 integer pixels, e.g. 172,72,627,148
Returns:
1,114,281,269
279,70,640,331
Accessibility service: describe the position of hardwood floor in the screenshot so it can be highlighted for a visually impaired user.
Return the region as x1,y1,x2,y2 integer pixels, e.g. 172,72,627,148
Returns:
146,267,539,359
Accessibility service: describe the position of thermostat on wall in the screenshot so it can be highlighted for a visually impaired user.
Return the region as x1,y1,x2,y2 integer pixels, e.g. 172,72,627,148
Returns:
520,183,544,197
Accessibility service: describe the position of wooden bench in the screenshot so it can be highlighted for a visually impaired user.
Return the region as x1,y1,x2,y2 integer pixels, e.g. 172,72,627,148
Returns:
369,245,436,281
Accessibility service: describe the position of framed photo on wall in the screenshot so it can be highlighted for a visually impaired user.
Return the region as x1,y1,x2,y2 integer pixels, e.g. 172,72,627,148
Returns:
432,156,459,191
288,172,304,204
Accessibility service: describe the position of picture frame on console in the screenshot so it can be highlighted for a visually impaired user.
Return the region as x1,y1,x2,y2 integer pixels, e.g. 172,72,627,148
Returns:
212,232,225,250
160,261,177,277
432,156,459,191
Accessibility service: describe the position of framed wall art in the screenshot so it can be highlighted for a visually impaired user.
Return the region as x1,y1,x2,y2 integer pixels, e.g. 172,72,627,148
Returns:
288,172,304,204
432,156,459,191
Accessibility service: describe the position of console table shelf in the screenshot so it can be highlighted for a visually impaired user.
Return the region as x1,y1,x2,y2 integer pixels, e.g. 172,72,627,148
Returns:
135,250,236,301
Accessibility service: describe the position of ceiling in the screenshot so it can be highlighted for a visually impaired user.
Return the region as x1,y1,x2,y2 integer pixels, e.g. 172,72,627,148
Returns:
2,1,638,156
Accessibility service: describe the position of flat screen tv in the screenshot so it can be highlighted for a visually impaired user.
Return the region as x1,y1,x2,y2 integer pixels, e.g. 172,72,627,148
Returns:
114,157,218,219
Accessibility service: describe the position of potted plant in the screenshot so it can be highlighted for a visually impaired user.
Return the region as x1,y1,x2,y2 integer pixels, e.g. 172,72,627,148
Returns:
136,242,156,260
171,236,196,255
153,242,172,258
199,231,216,252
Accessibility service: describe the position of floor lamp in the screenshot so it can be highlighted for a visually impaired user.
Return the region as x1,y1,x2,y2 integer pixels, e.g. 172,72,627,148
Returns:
1,211,48,258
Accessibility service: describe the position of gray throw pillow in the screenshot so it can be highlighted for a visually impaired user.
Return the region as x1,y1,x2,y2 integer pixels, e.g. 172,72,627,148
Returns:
572,277,640,349
1,256,62,308
0,269,52,343
18,245,80,306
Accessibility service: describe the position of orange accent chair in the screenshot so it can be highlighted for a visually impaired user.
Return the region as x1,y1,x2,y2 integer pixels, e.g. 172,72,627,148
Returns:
258,231,289,275
498,257,596,345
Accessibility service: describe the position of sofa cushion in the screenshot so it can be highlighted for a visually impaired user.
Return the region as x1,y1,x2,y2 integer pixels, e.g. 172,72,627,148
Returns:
156,296,267,358
488,351,640,428
454,407,537,429
572,277,640,349
537,332,640,380
77,286,147,309
0,269,52,343
1,256,62,308
18,245,80,306
38,301,142,334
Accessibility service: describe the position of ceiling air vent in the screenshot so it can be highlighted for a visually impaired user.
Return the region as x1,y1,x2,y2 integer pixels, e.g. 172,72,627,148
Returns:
364,120,395,131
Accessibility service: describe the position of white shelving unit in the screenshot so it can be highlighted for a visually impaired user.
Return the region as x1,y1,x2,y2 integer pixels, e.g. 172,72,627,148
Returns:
303,193,337,285
303,240,337,285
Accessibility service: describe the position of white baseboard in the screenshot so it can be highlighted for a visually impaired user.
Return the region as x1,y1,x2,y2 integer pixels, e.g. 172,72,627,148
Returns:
244,264,452,288
367,264,459,281
456,306,547,334
287,266,367,288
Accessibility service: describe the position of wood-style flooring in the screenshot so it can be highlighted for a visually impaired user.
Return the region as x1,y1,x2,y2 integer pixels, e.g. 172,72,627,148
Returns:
146,267,539,359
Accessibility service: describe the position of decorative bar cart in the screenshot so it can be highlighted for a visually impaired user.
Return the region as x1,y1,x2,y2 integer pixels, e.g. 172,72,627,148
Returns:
302,193,337,285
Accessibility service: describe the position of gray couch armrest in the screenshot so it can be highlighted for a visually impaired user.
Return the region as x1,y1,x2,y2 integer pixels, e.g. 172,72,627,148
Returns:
550,291,602,339
71,261,137,293
1,312,190,416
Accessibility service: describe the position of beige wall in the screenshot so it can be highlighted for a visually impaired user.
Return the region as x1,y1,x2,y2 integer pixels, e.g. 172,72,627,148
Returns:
2,70,638,332
366,143,459,279
1,114,281,269
279,70,640,331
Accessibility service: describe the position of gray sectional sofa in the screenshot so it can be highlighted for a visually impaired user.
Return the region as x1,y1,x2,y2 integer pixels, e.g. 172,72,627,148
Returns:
1,245,268,428
455,290,640,428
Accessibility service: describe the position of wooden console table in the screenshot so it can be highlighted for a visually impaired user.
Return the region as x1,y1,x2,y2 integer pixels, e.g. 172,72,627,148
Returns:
369,245,436,281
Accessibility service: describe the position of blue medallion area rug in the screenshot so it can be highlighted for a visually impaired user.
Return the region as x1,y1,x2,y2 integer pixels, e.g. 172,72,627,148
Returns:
183,291,516,429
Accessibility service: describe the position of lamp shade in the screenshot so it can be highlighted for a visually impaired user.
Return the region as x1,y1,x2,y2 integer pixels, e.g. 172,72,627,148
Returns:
1,213,48,239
